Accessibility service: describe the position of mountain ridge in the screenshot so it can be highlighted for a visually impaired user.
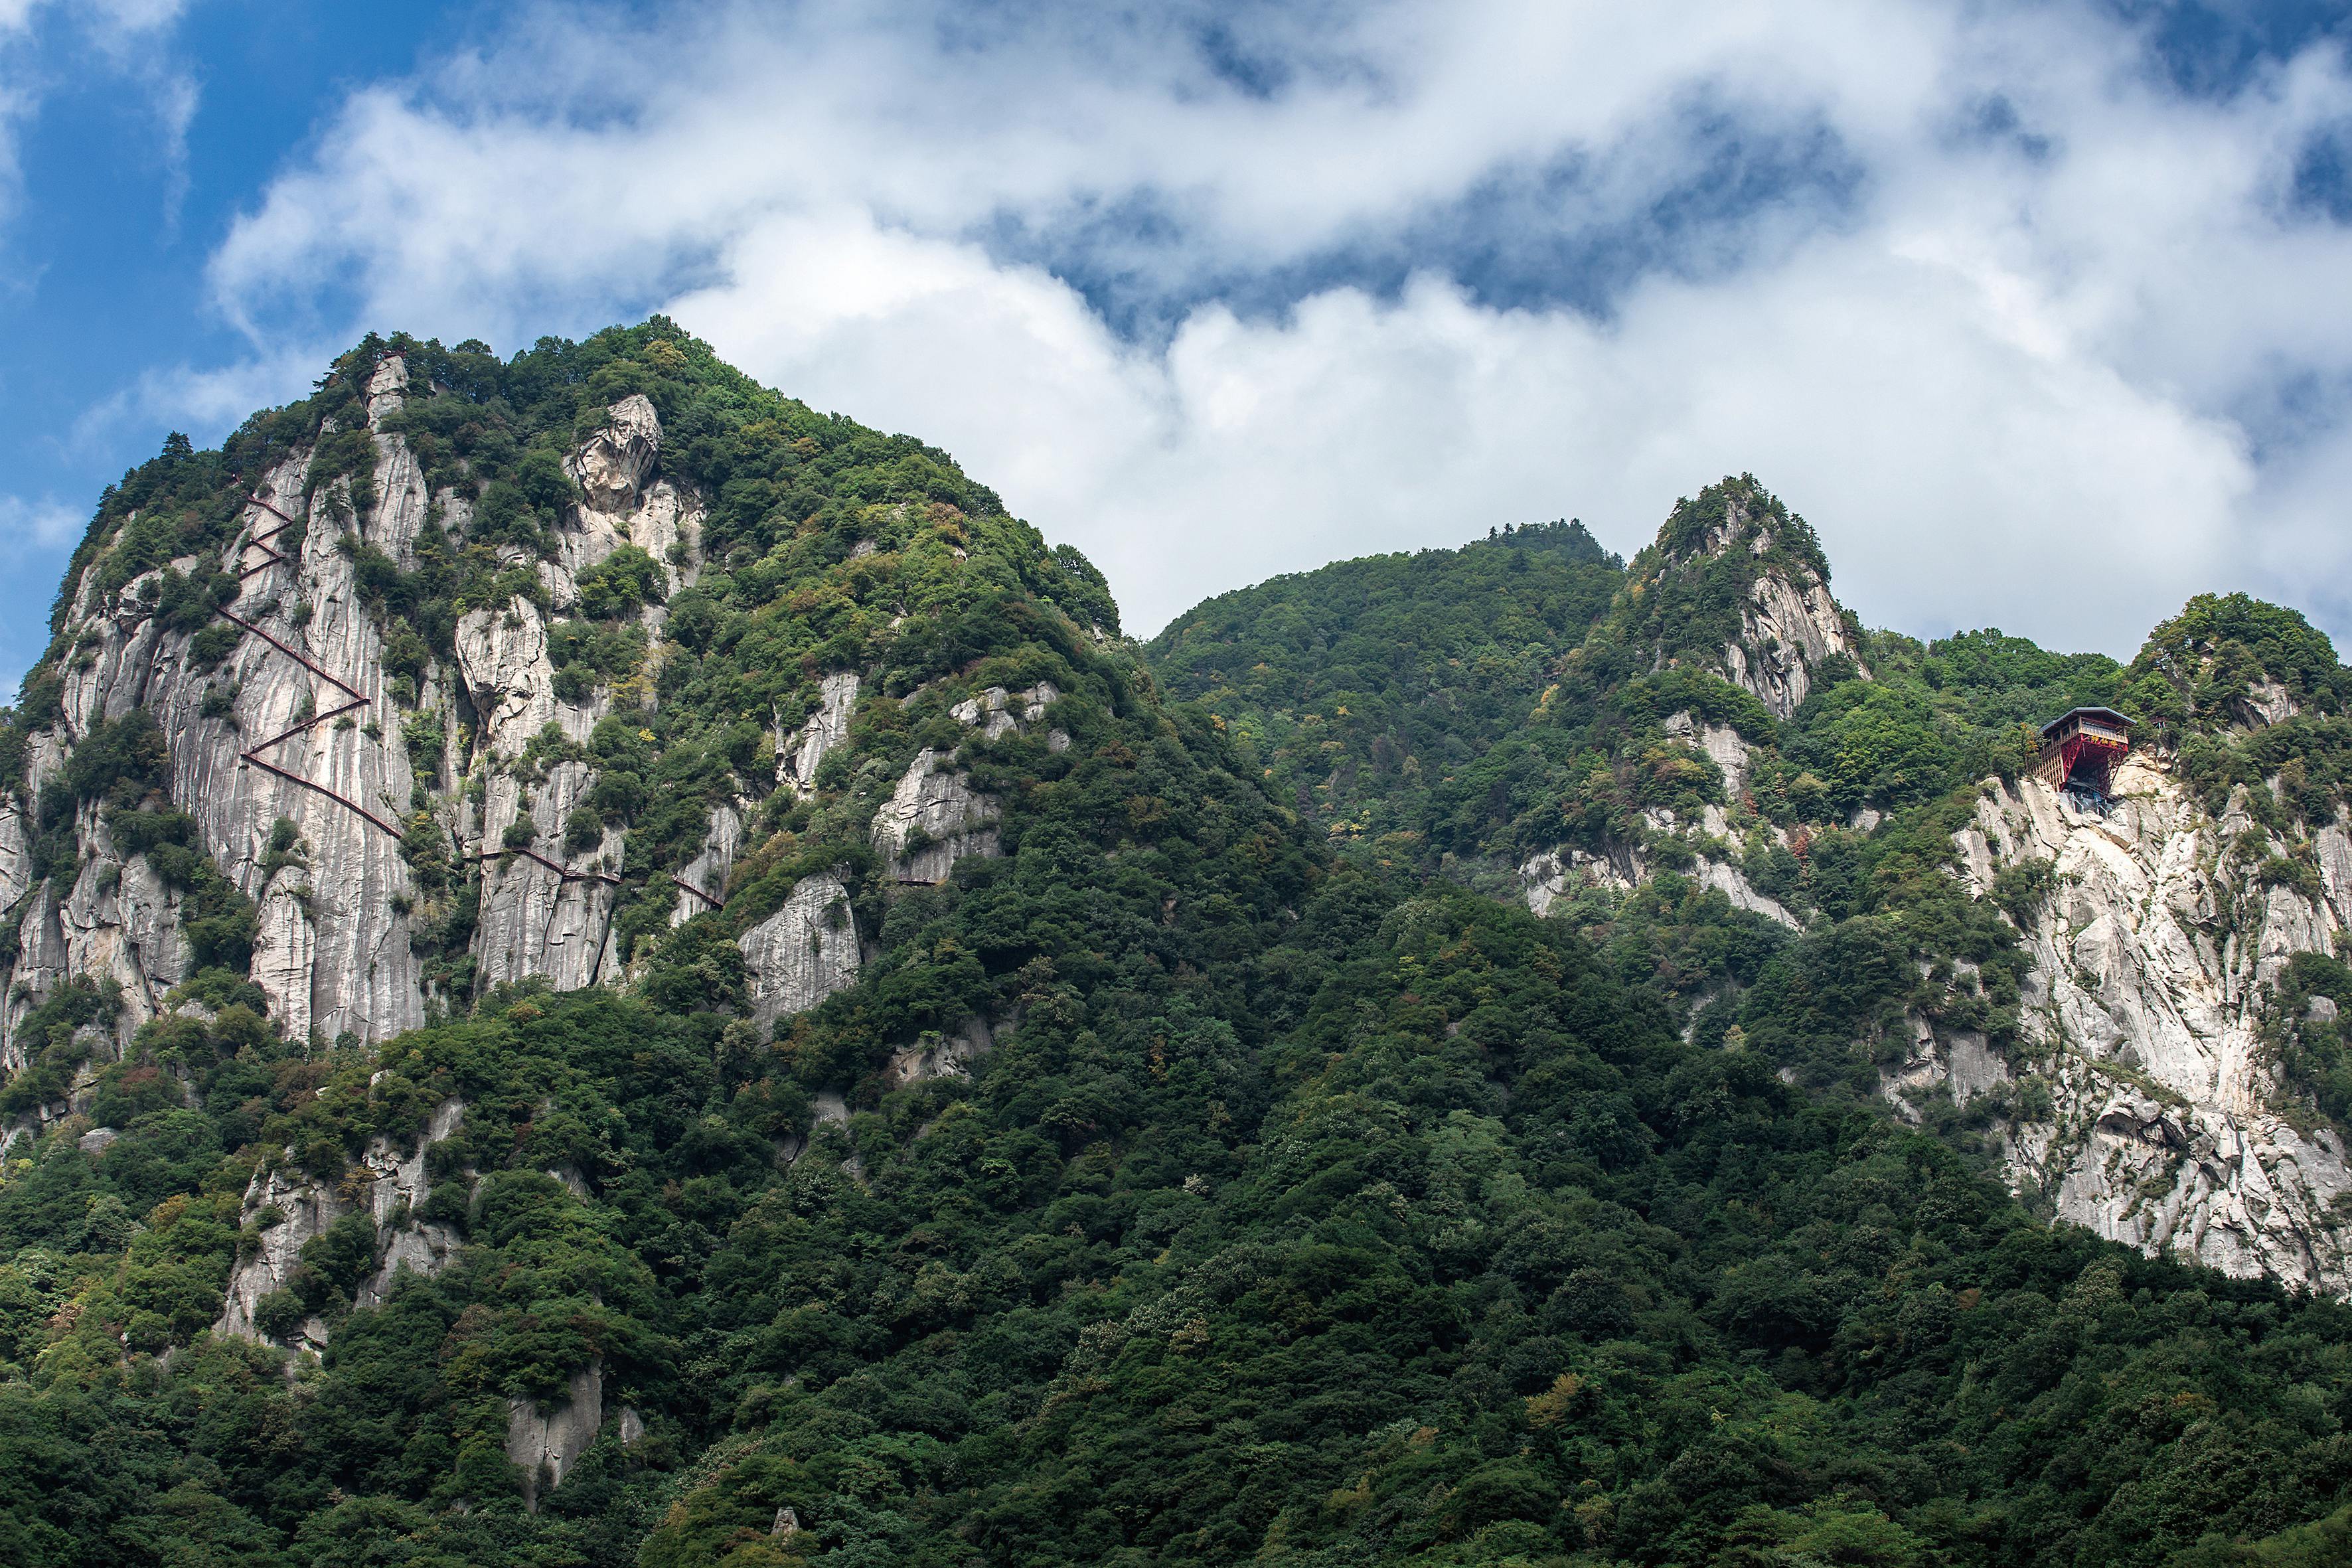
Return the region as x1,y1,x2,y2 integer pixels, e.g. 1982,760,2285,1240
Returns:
0,324,2350,1565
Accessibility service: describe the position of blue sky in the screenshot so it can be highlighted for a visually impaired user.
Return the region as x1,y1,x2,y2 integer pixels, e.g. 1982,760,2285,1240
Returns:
6,1,2352,700
0,1,483,684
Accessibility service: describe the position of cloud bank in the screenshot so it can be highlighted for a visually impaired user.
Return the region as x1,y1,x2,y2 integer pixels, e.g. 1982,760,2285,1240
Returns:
189,0,2352,649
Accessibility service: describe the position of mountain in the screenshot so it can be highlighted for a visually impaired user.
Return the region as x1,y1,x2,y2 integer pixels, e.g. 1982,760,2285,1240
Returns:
1160,477,2352,1299
2,327,2351,1566
1145,517,1623,862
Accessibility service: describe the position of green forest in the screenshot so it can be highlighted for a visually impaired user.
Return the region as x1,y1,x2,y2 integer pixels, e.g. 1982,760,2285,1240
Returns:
1,324,2349,1567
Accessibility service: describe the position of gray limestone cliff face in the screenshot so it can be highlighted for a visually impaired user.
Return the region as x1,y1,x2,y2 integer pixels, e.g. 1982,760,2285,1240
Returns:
874,748,1000,885
554,393,703,601
1665,489,1860,720
509,1362,606,1511
457,601,566,757
777,672,860,792
474,756,623,993
216,1095,466,1348
0,798,31,911
567,394,660,512
1664,708,1754,800
52,809,192,1041
0,362,730,1055
443,392,709,993
737,875,861,1030
868,680,1061,886
455,591,627,992
7,374,431,1050
1897,759,2352,1296
1514,701,2352,1296
1722,569,1853,720
669,803,742,927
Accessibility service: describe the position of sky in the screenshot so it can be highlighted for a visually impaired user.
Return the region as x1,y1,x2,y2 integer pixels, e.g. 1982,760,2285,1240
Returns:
5,1,2352,700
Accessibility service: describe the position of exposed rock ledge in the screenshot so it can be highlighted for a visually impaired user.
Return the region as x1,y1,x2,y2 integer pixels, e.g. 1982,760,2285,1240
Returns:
1723,567,1853,720
1895,759,2352,1296
870,681,1066,885
738,875,862,1030
1517,710,1798,930
873,748,1000,885
509,1362,604,1512
778,672,860,792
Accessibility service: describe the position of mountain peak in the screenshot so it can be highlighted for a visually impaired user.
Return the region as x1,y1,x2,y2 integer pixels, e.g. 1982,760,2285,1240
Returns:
1611,475,1861,718
1653,473,1831,582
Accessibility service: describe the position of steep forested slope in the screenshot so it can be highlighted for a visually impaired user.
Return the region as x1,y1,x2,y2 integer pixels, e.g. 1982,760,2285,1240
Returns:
1152,479,2352,1300
1147,519,1622,862
0,335,2347,1566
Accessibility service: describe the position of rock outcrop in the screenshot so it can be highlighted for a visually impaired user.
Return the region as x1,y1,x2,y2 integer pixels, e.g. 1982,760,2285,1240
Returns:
554,393,702,602
1897,758,2352,1295
873,749,1000,885
868,680,1062,886
1518,709,1798,930
1518,830,1797,931
0,362,775,1059
9,811,195,1051
1722,568,1853,720
1667,487,1858,720
455,601,564,757
7,382,431,1052
216,1095,466,1347
474,757,622,994
509,1361,605,1512
951,680,1067,748
779,672,859,792
886,1016,994,1087
669,804,742,927
737,875,861,1030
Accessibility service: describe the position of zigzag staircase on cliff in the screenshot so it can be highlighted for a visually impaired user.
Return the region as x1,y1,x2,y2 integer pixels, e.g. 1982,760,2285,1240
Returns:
224,495,628,895
223,494,402,839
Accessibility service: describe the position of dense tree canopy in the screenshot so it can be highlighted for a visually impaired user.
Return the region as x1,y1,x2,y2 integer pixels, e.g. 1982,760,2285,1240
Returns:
0,333,2347,1565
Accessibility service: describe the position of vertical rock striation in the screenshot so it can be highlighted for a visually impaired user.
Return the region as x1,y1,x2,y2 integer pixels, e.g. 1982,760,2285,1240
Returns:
216,1095,467,1347
737,875,860,1030
1903,758,2352,1294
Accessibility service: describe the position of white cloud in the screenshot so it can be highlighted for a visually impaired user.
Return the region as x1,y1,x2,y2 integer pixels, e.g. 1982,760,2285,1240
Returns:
0,491,78,553
180,0,2352,652
71,341,327,457
671,211,2258,648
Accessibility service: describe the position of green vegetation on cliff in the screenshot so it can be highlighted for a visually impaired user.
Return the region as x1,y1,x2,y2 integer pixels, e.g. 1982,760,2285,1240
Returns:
0,339,2347,1567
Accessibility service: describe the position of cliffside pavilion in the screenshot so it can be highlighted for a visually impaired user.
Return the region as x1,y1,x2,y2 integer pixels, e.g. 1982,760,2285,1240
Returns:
2035,706,2134,797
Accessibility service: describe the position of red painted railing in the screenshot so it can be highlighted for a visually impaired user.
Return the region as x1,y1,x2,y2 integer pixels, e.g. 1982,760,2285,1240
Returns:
475,846,621,886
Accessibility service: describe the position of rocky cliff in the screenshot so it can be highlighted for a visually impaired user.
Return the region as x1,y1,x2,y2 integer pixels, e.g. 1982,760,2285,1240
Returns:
5,359,827,1083
11,345,2352,1322
0,329,1123,1196
1520,699,2352,1296
1516,479,1850,937
1893,756,2352,1294
1496,484,2352,1298
1638,475,1862,719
